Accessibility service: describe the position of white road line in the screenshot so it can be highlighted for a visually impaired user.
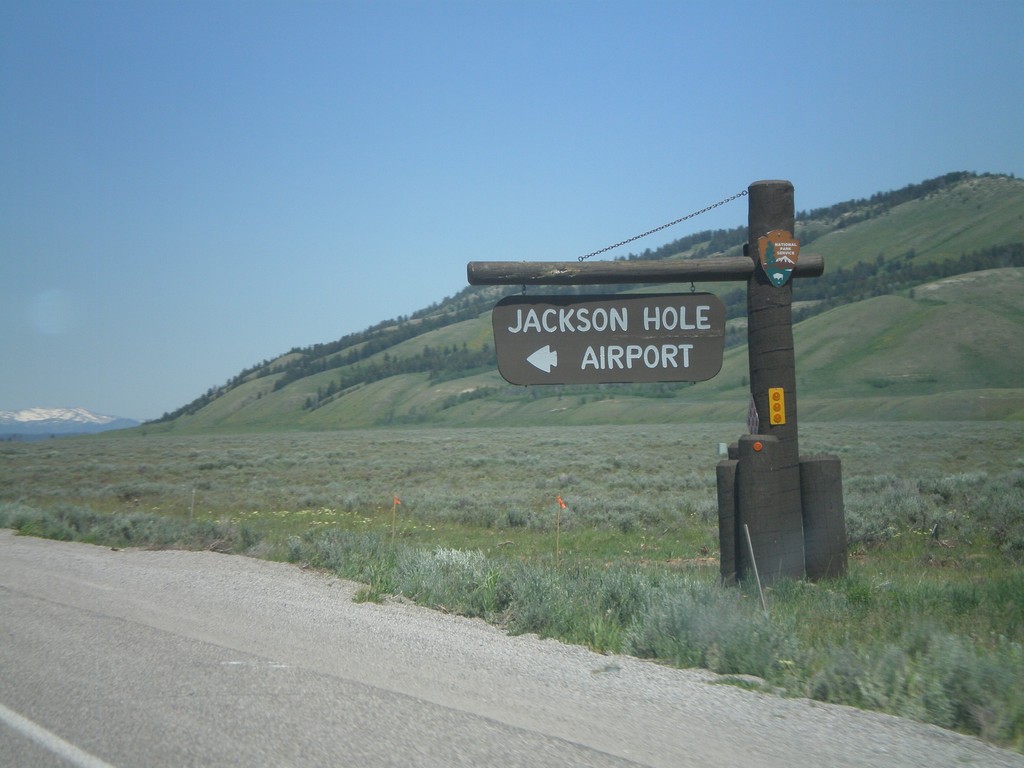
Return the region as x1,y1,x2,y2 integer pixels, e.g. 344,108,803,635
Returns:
222,660,291,668
0,702,116,768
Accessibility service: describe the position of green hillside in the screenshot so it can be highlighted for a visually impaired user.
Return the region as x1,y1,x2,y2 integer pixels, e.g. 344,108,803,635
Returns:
796,173,1024,269
147,173,1024,433
695,268,1024,419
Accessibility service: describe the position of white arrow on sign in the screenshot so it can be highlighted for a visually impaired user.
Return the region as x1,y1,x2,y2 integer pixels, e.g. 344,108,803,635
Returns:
527,345,558,373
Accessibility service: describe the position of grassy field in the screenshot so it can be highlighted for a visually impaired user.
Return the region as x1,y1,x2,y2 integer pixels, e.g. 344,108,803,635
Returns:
2,422,1023,749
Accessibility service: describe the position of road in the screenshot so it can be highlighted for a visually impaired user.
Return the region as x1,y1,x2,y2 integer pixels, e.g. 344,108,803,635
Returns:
2,529,1021,768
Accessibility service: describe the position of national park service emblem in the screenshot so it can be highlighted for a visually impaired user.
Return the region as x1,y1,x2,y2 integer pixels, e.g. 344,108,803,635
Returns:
757,230,800,287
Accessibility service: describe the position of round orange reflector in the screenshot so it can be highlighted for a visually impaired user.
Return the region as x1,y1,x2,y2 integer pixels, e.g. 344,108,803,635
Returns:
753,441,763,452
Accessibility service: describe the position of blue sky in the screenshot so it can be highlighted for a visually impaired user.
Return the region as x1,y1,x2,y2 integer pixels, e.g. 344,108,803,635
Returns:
2,0,1022,420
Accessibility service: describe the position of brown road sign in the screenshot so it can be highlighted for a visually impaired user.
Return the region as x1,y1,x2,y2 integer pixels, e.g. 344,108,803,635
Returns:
491,293,726,386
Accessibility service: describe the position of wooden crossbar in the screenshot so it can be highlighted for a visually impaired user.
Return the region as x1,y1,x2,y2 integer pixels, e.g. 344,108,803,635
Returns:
466,254,823,286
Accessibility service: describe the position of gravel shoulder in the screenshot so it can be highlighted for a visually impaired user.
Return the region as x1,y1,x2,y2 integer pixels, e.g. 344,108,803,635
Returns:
2,529,1022,768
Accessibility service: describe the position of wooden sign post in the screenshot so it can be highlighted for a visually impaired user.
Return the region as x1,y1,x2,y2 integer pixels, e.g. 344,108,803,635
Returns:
719,181,845,583
467,180,846,584
733,181,806,581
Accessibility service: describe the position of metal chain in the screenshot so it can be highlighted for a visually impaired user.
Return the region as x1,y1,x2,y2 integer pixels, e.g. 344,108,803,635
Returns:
577,189,748,262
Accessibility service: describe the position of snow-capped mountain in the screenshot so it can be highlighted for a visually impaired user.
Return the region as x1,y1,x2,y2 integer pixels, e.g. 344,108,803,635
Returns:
0,407,139,437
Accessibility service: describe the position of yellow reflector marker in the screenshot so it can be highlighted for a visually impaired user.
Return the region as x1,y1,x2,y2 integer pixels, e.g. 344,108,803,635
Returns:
768,387,786,425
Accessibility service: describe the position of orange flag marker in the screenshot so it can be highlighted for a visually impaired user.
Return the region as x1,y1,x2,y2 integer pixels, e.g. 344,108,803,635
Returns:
555,495,567,564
